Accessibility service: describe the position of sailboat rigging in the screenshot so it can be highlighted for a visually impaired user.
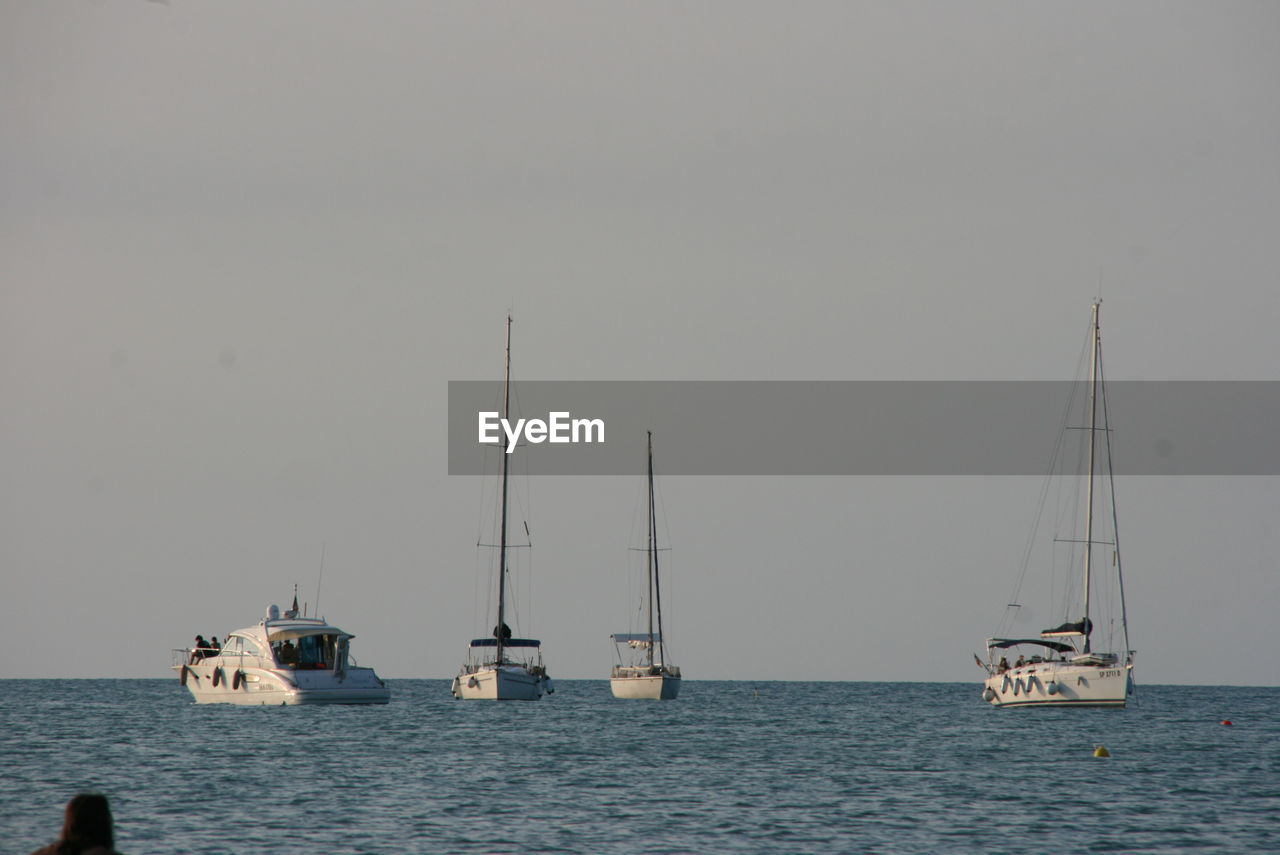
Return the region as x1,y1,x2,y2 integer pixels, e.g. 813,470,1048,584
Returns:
610,431,682,700
451,316,553,701
978,302,1135,708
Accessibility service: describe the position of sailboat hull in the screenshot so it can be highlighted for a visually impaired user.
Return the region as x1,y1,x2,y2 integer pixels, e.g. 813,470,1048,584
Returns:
610,674,681,700
984,662,1131,708
452,665,549,701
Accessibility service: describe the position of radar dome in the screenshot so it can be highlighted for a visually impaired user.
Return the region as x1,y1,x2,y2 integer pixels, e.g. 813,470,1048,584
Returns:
267,604,280,621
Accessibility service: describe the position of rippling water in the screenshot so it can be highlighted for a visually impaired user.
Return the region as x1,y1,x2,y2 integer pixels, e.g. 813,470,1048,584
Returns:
2,680,1275,853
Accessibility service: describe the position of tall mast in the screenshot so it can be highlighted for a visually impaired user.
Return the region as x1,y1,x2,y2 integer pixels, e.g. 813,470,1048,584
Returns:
645,431,655,668
496,315,512,665
649,431,667,669
1081,302,1100,653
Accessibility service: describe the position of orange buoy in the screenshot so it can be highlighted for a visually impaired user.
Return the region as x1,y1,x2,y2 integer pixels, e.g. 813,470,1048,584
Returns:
1221,720,1233,726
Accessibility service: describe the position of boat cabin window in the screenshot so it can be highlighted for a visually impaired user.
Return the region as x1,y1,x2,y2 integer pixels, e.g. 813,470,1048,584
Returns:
295,634,337,668
222,636,267,659
238,637,266,658
273,639,300,666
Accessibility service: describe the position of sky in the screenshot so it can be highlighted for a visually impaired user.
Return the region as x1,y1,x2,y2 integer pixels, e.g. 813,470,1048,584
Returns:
2,1,1277,685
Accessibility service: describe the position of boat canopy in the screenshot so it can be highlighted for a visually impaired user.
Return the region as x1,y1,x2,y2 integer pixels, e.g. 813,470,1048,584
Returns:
469,638,540,648
1040,618,1093,638
987,638,1075,653
611,633,661,644
263,622,351,642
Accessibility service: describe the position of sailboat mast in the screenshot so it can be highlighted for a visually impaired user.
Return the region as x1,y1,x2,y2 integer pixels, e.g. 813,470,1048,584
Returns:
645,432,656,668
1082,302,1100,653
652,447,668,669
1099,355,1132,664
496,315,512,665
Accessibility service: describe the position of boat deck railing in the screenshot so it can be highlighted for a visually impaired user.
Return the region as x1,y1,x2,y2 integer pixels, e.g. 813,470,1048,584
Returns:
172,647,246,667
612,664,680,678
172,647,219,667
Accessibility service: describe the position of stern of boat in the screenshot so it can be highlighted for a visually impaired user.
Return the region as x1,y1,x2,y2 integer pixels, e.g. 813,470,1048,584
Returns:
610,674,681,700
454,665,545,701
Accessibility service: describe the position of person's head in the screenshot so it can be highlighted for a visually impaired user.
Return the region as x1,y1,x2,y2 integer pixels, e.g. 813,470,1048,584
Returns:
61,793,114,849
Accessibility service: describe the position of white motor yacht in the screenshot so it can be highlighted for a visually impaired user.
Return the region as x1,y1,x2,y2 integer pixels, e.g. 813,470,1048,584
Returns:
173,602,390,705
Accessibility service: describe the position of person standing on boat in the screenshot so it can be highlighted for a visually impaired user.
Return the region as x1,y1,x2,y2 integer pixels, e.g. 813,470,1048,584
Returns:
28,792,121,855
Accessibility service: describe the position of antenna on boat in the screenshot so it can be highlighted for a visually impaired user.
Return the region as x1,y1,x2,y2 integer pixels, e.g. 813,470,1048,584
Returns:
314,543,326,618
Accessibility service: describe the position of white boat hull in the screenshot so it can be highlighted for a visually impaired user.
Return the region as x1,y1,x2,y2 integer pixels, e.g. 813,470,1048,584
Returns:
610,674,681,700
984,662,1132,708
175,663,390,705
452,665,551,701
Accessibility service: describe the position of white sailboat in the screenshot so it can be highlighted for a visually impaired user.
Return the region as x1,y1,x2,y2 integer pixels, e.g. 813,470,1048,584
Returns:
451,316,553,701
978,302,1135,708
611,431,682,700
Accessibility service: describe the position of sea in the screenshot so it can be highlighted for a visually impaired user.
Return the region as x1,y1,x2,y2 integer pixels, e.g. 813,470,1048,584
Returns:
1,680,1275,854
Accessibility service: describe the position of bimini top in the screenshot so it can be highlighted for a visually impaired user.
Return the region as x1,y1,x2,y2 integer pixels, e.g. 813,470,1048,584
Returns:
987,638,1075,653
469,638,540,648
611,633,662,644
260,618,352,643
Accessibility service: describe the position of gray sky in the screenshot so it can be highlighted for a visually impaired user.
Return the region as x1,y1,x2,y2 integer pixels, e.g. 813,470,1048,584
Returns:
2,1,1277,685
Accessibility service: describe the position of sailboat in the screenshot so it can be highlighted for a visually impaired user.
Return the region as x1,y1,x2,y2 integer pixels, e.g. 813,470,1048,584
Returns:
451,316,553,701
610,431,682,700
978,302,1135,708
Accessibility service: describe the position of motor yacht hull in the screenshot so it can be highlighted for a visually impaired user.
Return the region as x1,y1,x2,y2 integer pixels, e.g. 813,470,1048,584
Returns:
175,662,389,705
452,665,550,701
610,674,680,700
984,662,1131,708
